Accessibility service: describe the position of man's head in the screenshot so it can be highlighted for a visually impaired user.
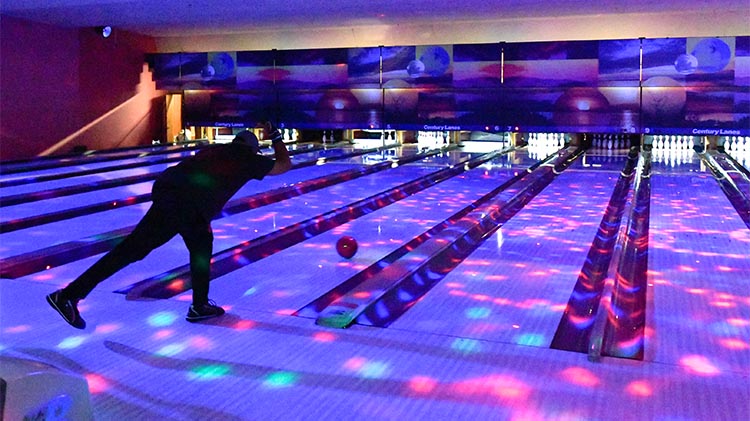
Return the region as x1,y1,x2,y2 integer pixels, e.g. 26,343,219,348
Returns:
232,129,260,154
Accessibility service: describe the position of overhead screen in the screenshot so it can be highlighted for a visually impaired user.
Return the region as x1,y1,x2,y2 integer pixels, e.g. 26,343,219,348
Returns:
151,36,749,134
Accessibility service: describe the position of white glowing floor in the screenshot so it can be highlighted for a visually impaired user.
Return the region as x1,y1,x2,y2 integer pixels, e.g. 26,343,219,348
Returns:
1,144,748,420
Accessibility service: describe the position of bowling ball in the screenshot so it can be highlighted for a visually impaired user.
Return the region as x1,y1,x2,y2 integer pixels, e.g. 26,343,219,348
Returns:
336,236,358,259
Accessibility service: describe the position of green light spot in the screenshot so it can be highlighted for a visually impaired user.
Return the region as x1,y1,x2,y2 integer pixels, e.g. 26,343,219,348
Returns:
147,311,178,327
451,338,482,354
264,371,298,388
465,307,492,319
243,287,258,296
188,364,231,381
515,333,546,346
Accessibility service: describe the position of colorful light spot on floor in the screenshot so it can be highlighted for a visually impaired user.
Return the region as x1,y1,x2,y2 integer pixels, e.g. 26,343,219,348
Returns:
719,338,749,350
625,380,653,397
94,323,120,334
465,307,492,319
152,329,175,340
58,336,86,349
408,376,438,394
243,287,258,296
155,343,186,357
263,371,298,388
4,325,31,334
147,311,178,327
560,367,600,388
312,331,337,342
357,360,389,378
515,333,545,346
188,364,231,381
451,338,482,354
85,373,110,394
233,319,256,330
680,355,720,376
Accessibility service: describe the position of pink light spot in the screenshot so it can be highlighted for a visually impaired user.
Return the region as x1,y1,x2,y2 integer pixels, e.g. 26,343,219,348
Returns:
85,373,110,394
717,266,734,272
312,331,337,342
560,367,600,388
275,309,296,316
4,325,31,333
234,320,257,330
719,338,750,350
408,376,438,394
445,282,465,288
687,288,707,295
680,355,720,376
188,336,214,350
152,329,175,340
94,324,120,334
727,318,750,327
343,357,367,371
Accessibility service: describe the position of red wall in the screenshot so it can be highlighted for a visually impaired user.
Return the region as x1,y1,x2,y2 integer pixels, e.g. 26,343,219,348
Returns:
0,15,164,161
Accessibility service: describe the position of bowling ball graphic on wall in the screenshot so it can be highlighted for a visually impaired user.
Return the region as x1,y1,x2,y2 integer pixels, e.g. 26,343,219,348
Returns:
692,38,731,72
208,52,236,79
407,46,451,78
642,76,686,118
673,38,731,75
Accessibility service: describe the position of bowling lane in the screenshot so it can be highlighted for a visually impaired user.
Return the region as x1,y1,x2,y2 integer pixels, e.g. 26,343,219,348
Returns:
15,148,487,294
0,147,409,254
0,150,199,186
0,147,357,223
0,145,339,197
646,154,749,374
188,149,540,317
383,152,629,347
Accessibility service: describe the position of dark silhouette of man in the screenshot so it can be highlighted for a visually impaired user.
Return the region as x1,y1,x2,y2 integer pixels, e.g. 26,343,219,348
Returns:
47,122,292,328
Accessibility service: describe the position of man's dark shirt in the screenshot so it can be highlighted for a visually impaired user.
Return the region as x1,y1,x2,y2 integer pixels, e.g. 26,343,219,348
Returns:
154,143,275,220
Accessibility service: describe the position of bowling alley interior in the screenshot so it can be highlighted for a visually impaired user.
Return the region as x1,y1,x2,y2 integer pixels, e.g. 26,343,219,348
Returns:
1,1,749,419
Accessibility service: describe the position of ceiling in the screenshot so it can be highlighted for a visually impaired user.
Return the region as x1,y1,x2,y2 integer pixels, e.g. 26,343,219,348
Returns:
2,0,748,38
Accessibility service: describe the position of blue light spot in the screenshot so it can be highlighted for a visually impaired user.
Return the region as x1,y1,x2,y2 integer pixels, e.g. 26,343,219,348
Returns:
58,336,86,349
451,338,482,354
515,333,546,346
465,307,492,319
148,311,179,327
156,343,186,357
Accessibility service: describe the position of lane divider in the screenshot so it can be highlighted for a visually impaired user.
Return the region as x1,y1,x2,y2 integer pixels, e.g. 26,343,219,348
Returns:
595,150,652,360
550,149,639,354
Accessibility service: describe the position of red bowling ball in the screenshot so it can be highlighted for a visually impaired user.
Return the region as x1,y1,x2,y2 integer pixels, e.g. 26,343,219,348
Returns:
336,235,358,259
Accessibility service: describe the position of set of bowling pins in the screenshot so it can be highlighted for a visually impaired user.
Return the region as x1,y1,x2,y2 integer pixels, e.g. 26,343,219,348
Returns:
280,128,298,142
590,134,630,150
526,132,567,159
417,131,449,149
724,136,749,167
651,144,695,166
651,135,695,150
